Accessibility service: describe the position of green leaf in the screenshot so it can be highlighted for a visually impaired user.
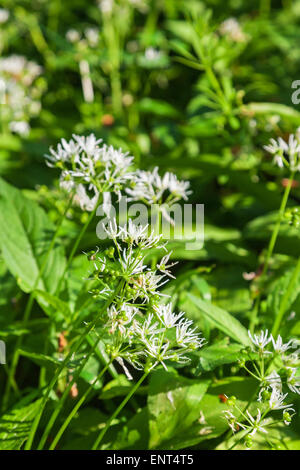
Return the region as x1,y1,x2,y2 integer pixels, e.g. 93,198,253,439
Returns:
192,339,244,374
148,368,210,449
0,398,42,450
17,348,61,368
0,177,66,294
138,98,180,118
187,294,251,345
34,289,71,321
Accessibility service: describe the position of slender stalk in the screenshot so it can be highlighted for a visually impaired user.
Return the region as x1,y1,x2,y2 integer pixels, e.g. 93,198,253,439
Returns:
49,361,112,450
249,173,294,333
92,371,149,450
25,282,122,450
37,336,101,450
55,200,100,295
2,194,74,411
260,0,271,16
272,255,300,337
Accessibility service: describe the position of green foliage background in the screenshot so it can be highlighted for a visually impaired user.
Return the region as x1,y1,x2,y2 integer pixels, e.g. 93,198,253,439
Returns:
0,0,300,450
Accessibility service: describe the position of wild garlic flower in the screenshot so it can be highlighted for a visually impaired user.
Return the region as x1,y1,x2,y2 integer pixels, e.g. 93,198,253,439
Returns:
98,0,114,14
84,27,99,47
0,55,43,135
264,134,300,171
271,335,295,354
106,303,138,335
126,166,191,205
156,251,178,279
175,318,205,349
0,55,42,86
86,219,204,374
286,368,300,394
245,409,268,437
154,303,185,328
66,29,81,43
0,8,9,24
118,220,165,250
248,330,272,355
265,371,282,391
219,18,247,43
45,135,133,211
269,389,293,411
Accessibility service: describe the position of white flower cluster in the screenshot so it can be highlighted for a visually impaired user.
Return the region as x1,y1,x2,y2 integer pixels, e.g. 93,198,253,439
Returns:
264,132,300,172
46,135,191,214
126,166,192,205
86,219,205,374
0,8,9,24
66,27,99,48
219,18,247,43
247,330,300,397
224,330,299,446
46,134,134,211
0,55,43,136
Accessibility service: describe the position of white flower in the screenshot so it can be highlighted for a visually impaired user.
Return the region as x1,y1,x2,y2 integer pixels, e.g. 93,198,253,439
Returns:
176,318,205,349
132,271,169,301
271,335,294,354
223,410,239,433
118,220,163,249
131,314,163,342
85,27,99,47
0,55,42,85
145,47,163,62
287,368,300,395
269,389,293,410
74,184,99,211
265,371,282,391
106,303,138,335
9,121,30,136
248,330,272,354
264,134,300,171
154,303,185,328
219,18,247,42
142,337,190,370
66,29,81,43
126,167,191,205
157,251,178,278
98,0,113,13
46,135,133,202
0,8,9,24
246,409,268,436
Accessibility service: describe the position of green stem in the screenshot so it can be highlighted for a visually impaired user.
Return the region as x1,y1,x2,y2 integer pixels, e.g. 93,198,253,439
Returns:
55,198,100,295
49,361,112,450
271,255,300,337
260,0,271,16
249,173,294,333
2,194,74,412
25,284,121,450
92,371,149,450
37,336,101,450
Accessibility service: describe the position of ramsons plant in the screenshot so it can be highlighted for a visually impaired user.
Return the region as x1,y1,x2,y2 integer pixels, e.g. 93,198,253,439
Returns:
1,0,300,453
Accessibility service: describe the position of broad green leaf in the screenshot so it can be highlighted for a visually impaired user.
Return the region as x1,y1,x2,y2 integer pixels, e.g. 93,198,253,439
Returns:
35,289,71,321
17,348,61,368
0,398,42,450
138,98,180,118
148,368,210,449
245,102,300,125
188,294,251,345
111,407,149,450
192,339,244,374
0,177,66,293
